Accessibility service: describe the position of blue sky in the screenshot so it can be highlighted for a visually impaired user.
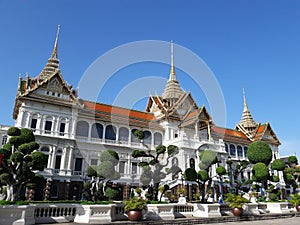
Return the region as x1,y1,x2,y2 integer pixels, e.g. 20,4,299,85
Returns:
0,1,299,157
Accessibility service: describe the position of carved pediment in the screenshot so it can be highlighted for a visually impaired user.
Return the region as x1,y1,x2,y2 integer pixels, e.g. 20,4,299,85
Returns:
47,77,63,93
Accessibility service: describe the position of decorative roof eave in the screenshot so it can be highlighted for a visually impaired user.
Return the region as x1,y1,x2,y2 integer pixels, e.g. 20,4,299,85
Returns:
79,108,163,131
21,70,77,101
211,126,251,145
179,106,212,128
254,122,281,145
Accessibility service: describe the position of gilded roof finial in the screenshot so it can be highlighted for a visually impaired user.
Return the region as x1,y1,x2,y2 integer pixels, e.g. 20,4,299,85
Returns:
243,87,249,112
169,41,176,81
51,24,60,59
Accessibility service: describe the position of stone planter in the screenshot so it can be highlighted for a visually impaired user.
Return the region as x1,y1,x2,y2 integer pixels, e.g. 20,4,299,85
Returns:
266,202,290,214
192,203,221,217
145,204,175,220
74,205,113,223
127,210,143,221
243,203,260,215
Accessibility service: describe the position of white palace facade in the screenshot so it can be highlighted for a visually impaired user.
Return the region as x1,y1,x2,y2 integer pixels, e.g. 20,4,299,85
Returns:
10,27,281,200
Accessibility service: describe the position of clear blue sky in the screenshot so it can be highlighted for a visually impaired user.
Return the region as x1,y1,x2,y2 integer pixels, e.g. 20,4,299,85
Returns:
0,1,299,157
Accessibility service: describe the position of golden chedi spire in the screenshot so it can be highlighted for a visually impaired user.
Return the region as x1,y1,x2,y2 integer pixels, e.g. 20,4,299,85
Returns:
237,88,257,132
169,40,176,81
162,41,183,100
38,25,61,80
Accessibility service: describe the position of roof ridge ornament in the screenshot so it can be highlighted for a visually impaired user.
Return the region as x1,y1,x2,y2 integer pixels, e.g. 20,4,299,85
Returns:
37,25,61,80
51,24,61,59
236,87,257,134
169,40,176,81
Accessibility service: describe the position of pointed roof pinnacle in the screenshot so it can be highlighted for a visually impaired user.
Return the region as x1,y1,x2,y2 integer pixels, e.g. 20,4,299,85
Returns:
169,41,177,81
51,24,60,59
38,25,61,80
237,87,256,131
162,41,183,100
243,87,249,112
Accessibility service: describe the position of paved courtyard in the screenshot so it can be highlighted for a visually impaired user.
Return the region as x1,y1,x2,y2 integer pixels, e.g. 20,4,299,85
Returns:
204,217,299,225
39,215,299,225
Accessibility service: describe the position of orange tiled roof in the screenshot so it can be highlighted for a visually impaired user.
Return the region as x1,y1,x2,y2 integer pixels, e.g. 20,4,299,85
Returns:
185,109,201,120
82,100,156,121
212,126,251,144
79,99,163,130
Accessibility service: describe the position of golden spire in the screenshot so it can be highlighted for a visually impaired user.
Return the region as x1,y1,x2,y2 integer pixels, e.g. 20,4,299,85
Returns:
237,87,256,132
169,41,177,81
38,25,60,80
51,24,60,59
243,87,249,112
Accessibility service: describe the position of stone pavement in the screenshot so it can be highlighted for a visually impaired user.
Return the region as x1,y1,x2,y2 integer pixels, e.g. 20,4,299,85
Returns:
39,213,300,225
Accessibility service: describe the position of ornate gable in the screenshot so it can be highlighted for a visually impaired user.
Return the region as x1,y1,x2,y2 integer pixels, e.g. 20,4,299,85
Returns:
254,123,281,145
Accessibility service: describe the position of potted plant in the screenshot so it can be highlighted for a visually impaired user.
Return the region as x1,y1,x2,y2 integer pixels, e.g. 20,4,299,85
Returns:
124,196,147,221
224,193,248,216
290,193,300,212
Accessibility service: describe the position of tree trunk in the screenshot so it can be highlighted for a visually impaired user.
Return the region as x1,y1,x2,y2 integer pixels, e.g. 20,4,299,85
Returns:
6,184,22,201
153,182,159,201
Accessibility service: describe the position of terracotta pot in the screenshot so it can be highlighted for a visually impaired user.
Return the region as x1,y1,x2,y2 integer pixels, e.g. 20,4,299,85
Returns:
231,207,243,216
127,210,143,221
296,206,300,212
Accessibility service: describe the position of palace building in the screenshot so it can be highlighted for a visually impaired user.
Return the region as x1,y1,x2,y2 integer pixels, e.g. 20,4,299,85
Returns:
11,27,281,200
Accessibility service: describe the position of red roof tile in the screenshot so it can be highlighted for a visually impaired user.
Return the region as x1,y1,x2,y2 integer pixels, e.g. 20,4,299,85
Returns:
81,100,157,121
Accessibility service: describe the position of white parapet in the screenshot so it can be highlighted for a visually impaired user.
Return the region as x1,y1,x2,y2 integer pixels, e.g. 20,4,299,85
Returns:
192,203,221,217
266,202,290,214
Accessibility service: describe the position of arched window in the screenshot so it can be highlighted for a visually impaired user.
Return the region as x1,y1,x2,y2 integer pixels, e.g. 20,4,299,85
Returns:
190,158,195,169
40,146,50,168
44,116,53,134
76,121,89,137
55,149,62,170
143,130,152,145
131,128,138,142
229,144,236,156
2,135,7,145
105,125,116,140
30,114,39,131
244,146,248,158
91,123,103,139
154,132,162,146
59,118,67,136
237,146,243,157
119,127,129,142
225,143,228,153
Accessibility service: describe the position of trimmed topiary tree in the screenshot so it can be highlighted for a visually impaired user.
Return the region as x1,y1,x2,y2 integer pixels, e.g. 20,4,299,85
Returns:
85,150,121,201
132,130,178,201
271,159,286,171
184,150,217,202
252,162,269,182
0,127,47,201
248,141,273,166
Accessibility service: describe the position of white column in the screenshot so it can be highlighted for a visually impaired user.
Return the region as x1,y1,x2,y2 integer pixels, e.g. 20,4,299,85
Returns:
50,145,57,168
128,129,132,145
88,122,92,141
47,148,52,168
103,125,106,140
25,111,31,128
60,147,67,170
115,126,119,141
16,109,25,127
36,114,42,135
67,147,74,171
